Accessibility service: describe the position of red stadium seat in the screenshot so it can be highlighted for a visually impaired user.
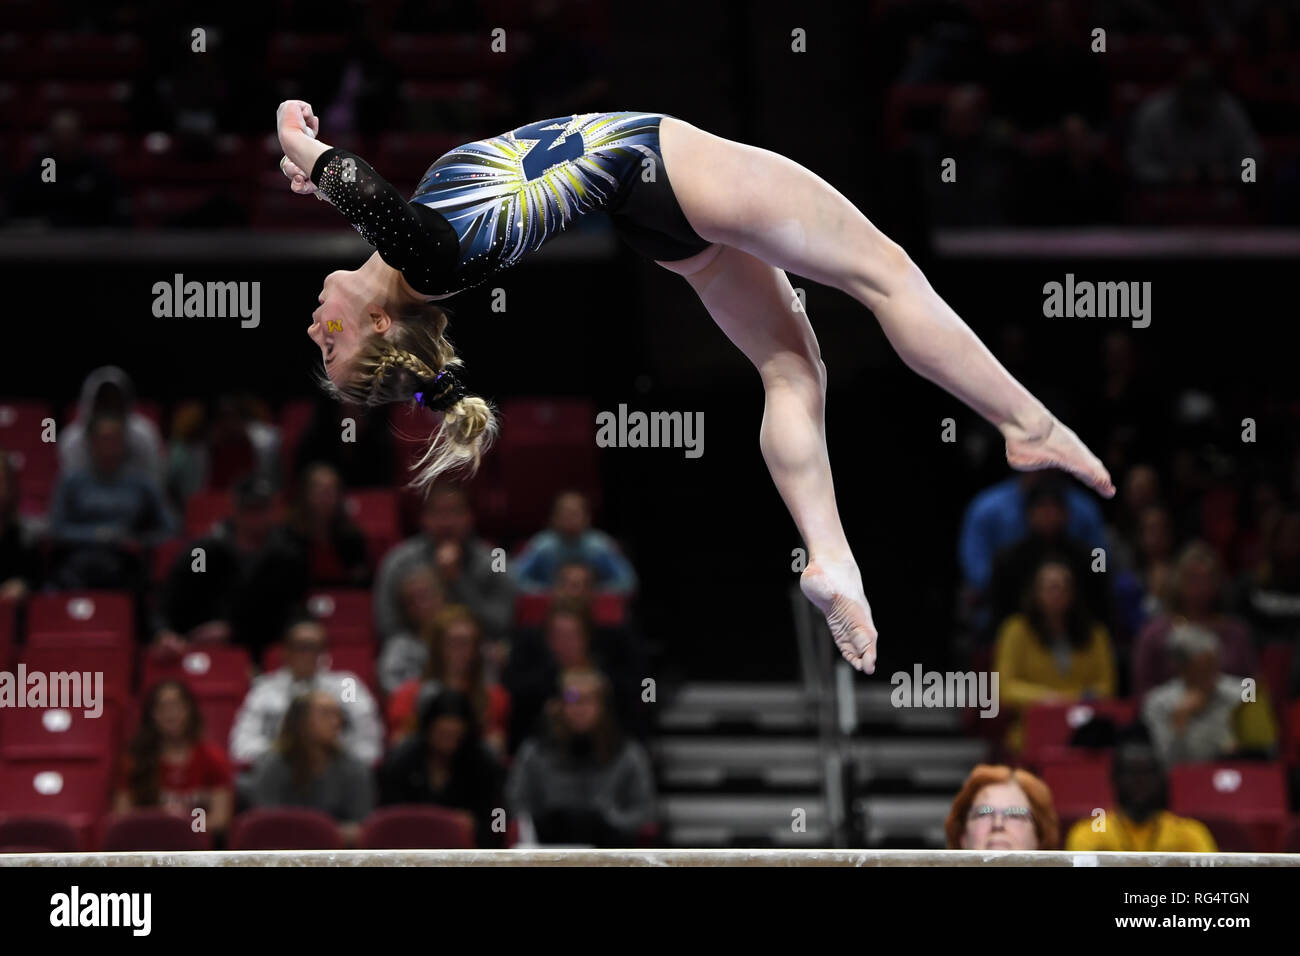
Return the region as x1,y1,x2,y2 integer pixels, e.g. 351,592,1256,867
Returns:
0,704,117,763
184,490,234,538
21,642,133,707
1201,818,1255,853
194,697,241,754
0,763,113,848
493,398,602,536
514,593,550,628
6,441,58,516
0,400,55,452
152,536,186,583
591,593,628,628
1039,752,1115,824
1168,762,1289,852
1282,818,1300,853
227,808,343,850
99,810,213,852
344,490,400,563
0,816,80,853
140,645,252,700
306,590,375,637
513,593,627,629
359,805,476,849
28,591,133,638
27,628,129,651
1022,699,1137,765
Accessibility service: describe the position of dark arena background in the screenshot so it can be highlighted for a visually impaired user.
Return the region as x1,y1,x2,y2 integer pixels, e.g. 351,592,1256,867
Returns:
1,0,1299,937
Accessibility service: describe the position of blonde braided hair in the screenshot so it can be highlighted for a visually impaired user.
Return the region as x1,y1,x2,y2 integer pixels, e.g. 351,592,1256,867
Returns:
320,301,497,491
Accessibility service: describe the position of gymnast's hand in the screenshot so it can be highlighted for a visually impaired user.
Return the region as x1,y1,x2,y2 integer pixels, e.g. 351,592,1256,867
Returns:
276,99,319,141
276,99,330,189
280,154,317,196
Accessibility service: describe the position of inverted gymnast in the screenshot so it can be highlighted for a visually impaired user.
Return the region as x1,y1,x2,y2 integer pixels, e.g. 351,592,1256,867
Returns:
276,100,1115,676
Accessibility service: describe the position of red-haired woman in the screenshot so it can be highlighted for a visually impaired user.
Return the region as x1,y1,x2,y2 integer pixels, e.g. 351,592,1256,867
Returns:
946,764,1059,851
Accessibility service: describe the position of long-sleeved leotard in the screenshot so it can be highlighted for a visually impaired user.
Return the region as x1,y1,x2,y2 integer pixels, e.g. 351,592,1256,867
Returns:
309,111,711,297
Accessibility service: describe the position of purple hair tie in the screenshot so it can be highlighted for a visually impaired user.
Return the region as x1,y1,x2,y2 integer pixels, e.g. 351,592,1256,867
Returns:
414,369,465,411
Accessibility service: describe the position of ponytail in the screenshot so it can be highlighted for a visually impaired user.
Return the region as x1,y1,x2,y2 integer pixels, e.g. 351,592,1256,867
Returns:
319,302,498,489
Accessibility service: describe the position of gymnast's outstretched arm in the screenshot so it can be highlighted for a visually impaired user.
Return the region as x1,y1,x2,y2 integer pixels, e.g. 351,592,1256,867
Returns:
275,100,460,297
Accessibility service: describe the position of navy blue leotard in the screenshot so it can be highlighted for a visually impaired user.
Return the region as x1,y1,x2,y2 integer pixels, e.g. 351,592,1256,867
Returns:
309,111,711,297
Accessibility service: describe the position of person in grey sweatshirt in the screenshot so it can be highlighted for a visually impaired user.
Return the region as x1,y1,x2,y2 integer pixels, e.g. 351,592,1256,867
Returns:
374,482,514,643
49,412,175,591
506,667,655,847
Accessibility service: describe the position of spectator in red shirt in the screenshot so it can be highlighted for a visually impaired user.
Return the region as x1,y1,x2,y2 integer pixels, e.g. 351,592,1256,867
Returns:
282,461,370,586
114,680,234,839
386,605,510,756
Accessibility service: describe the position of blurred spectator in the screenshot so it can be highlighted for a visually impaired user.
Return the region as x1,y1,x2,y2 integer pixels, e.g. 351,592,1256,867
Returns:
374,483,514,642
945,764,1059,850
504,599,645,752
988,478,1109,632
291,399,395,489
1107,464,1163,572
0,452,39,601
242,689,375,846
506,668,655,847
59,366,165,488
994,560,1118,752
1064,726,1217,852
1133,542,1256,696
914,85,1013,226
1142,624,1277,765
153,475,308,657
379,688,506,848
513,491,638,595
1129,505,1177,621
1238,508,1300,645
113,680,233,838
377,562,446,692
48,412,175,590
281,462,369,587
959,473,1106,599
229,619,382,766
1129,58,1261,184
7,110,129,226
385,605,511,755
167,395,281,498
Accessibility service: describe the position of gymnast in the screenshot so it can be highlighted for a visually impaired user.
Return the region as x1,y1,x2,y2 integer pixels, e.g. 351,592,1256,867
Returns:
276,99,1115,676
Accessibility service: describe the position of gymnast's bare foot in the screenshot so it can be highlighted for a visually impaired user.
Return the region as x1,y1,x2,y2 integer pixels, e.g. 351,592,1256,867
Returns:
800,559,878,674
1003,414,1115,498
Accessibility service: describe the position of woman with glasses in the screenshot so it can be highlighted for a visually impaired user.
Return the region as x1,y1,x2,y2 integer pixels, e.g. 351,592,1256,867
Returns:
946,764,1059,851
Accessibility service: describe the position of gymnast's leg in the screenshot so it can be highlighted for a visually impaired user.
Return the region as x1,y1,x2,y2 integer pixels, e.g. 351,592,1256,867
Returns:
658,118,1115,498
658,243,878,672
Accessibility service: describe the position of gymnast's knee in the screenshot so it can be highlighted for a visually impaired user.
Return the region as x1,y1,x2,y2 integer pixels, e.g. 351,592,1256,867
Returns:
761,353,827,401
858,238,926,304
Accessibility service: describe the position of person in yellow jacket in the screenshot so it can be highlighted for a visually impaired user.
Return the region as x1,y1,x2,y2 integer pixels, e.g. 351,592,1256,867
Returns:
994,559,1117,752
1065,730,1217,852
